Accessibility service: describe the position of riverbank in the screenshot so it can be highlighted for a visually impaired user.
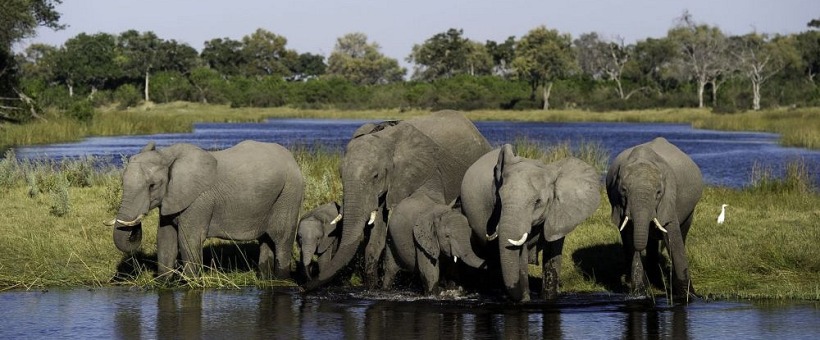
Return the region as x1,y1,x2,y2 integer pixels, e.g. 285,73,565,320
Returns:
1,103,818,152
0,145,817,300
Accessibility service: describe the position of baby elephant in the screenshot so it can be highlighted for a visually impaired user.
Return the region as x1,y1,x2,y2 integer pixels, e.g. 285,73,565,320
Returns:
383,191,485,293
297,202,342,281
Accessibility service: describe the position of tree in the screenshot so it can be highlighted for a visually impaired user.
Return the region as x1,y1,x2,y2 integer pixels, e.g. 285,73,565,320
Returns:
287,52,326,81
56,32,119,97
117,30,162,102
795,30,820,85
511,26,576,110
1,0,63,122
201,37,245,76
486,36,516,77
731,33,801,110
625,37,677,94
575,32,639,100
668,11,731,108
239,28,297,78
326,32,405,85
407,28,490,80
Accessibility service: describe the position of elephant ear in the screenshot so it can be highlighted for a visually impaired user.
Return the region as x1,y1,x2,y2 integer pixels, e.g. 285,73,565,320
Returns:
656,165,679,226
352,120,400,139
160,144,217,216
494,144,520,186
543,157,601,242
386,126,443,209
608,165,625,228
413,216,440,260
318,221,339,254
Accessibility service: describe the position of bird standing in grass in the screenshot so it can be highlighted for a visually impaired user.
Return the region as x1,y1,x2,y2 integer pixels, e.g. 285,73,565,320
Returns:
717,204,728,224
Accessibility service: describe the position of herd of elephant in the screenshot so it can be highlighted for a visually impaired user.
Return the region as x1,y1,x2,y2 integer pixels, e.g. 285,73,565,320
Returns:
107,110,703,303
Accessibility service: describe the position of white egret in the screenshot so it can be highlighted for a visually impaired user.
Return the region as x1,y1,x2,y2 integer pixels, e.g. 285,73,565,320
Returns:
717,204,728,224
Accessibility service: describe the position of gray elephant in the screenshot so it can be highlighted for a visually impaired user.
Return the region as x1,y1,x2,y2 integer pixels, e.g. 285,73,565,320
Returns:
460,145,601,301
297,202,342,281
107,140,304,279
381,190,486,293
606,137,702,300
305,111,491,290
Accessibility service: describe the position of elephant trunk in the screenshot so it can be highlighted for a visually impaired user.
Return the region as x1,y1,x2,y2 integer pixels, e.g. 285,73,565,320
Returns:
631,209,652,252
113,224,143,254
300,242,317,270
457,246,486,269
497,211,529,301
309,192,368,288
112,194,146,254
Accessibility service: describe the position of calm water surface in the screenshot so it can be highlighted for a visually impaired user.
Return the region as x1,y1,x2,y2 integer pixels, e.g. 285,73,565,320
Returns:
14,119,820,188
1,287,818,339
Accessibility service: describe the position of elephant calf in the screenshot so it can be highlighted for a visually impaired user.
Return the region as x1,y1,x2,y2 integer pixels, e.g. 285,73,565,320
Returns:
382,191,486,294
107,141,304,280
296,202,342,281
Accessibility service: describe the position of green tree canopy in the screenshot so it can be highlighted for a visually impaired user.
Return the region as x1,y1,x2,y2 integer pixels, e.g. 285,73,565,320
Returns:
326,32,405,85
1,0,63,122
201,37,245,76
512,25,576,109
407,28,491,80
240,28,297,77
56,32,119,97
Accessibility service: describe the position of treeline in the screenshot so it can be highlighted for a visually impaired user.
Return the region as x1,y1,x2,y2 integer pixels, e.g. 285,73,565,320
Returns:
3,6,820,123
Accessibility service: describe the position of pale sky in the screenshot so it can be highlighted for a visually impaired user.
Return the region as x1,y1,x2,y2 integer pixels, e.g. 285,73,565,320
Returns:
21,0,820,69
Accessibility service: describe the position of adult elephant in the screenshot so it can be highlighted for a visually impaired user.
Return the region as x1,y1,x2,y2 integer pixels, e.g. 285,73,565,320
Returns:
460,145,601,301
306,111,492,290
606,137,702,301
107,141,304,279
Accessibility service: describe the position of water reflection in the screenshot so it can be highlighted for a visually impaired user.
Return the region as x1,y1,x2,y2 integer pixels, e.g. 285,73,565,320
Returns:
1,288,818,338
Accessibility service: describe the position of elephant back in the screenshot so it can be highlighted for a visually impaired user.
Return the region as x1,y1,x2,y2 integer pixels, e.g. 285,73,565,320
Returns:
397,111,492,203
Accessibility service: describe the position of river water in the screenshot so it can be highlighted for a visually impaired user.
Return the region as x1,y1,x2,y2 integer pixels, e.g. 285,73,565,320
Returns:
13,119,820,188
1,287,818,339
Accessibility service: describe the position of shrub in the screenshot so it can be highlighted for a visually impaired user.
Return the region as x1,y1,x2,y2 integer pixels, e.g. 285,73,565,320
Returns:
0,149,21,189
48,174,71,217
64,99,95,123
114,84,142,109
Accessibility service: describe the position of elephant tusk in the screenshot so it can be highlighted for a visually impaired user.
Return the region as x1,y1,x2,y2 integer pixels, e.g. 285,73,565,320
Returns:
653,218,668,233
103,218,116,227
507,232,528,246
619,216,630,231
367,210,377,225
486,232,498,241
453,256,458,263
330,214,342,225
115,214,144,227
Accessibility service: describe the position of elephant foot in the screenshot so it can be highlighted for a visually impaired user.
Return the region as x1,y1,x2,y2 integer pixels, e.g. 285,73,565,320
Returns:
670,280,699,304
542,267,560,300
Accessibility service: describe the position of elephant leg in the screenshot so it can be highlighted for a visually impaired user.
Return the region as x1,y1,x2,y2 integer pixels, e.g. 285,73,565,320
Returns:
266,198,301,280
542,237,565,300
364,209,387,289
518,247,530,302
664,223,695,301
645,237,662,288
417,253,440,295
257,234,277,280
177,219,206,278
156,216,178,279
381,244,400,290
